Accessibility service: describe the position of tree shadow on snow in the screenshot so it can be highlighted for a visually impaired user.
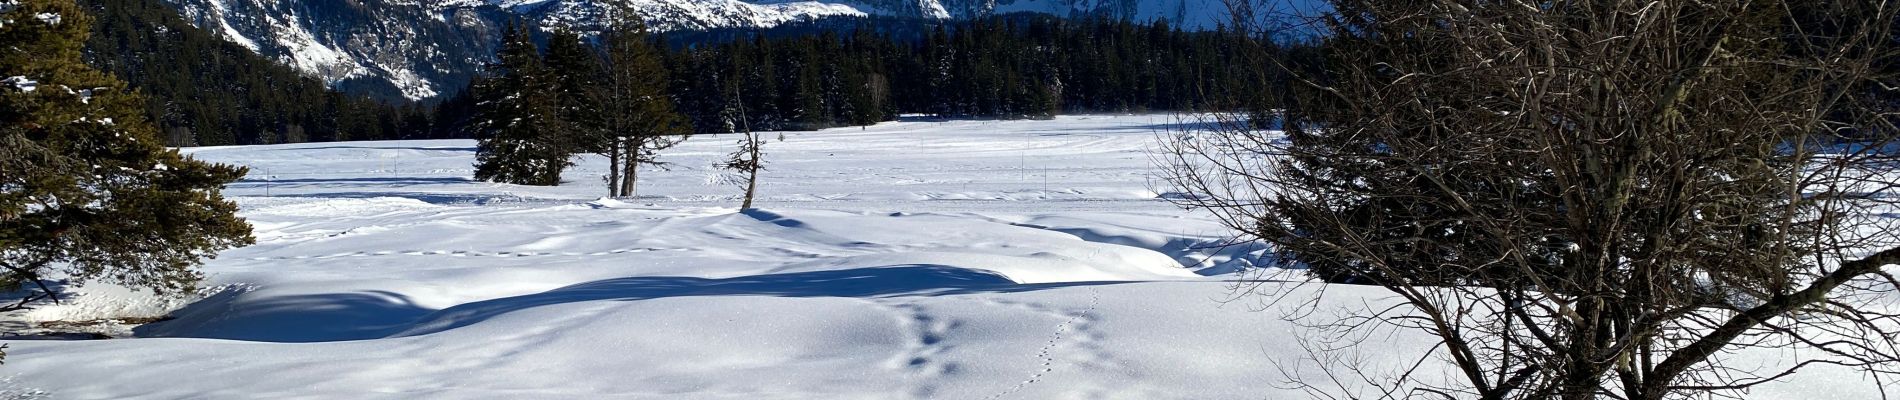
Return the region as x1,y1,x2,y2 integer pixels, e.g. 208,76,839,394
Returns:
233,177,473,185
739,208,809,228
134,289,432,343
138,265,1122,343
246,191,535,206
259,146,476,153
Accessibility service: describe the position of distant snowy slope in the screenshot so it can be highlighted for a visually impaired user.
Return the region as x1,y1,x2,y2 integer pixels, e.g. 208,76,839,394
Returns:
988,0,1325,32
151,0,1324,102
157,0,874,101
162,0,507,101
518,0,868,33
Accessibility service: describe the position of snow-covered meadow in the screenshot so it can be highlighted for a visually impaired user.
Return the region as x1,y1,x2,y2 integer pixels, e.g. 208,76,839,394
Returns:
0,115,1880,399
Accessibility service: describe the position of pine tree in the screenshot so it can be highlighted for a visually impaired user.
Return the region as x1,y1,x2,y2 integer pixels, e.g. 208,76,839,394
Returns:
598,10,688,197
472,22,571,186
742,35,781,129
841,27,890,126
785,37,828,129
0,0,254,318
544,26,603,144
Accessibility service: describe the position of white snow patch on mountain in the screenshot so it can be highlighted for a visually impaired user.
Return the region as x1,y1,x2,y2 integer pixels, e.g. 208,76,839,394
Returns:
217,22,259,51
376,62,440,100
427,0,489,9
760,1,870,18
271,14,365,82
524,0,870,33
195,0,261,51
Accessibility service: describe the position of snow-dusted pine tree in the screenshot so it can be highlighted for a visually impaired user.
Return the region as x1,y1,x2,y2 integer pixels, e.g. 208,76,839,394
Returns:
0,0,253,318
472,22,572,186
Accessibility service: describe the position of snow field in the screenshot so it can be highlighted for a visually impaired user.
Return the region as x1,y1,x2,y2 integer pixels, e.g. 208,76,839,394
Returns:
0,115,1882,399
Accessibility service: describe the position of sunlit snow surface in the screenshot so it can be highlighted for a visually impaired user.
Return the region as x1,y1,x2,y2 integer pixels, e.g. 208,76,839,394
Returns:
1,115,1877,399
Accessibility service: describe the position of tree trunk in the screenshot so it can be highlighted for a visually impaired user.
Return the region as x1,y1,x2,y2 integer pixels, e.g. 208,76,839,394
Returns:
741,167,757,210
742,133,759,210
625,159,639,198
620,137,638,198
607,138,622,197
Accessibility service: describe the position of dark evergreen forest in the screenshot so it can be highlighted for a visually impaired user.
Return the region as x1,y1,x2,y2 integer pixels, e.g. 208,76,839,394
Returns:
441,16,1278,136
79,0,1279,145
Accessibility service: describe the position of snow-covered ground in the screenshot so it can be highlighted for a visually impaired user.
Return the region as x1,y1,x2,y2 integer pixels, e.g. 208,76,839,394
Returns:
0,115,1881,399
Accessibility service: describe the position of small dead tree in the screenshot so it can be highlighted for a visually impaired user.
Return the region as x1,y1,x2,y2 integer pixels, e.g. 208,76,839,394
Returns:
721,89,766,210
1163,1,1900,399
724,130,765,210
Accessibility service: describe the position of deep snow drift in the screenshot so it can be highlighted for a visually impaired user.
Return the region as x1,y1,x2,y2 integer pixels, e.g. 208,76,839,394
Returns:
0,115,1879,399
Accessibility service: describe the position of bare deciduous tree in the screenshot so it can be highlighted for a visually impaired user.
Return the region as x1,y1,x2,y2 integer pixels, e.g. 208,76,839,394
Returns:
1163,1,1900,399
722,88,767,210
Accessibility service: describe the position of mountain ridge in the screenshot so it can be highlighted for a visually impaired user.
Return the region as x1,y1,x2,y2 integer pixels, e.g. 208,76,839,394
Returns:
158,0,1322,101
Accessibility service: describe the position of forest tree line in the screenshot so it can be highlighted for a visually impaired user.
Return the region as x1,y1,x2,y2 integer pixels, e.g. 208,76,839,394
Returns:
665,16,1273,132
81,0,1281,147
434,15,1279,137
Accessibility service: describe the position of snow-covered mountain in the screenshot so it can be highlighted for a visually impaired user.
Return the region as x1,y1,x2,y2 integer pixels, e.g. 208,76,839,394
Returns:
157,0,1322,101
162,0,509,101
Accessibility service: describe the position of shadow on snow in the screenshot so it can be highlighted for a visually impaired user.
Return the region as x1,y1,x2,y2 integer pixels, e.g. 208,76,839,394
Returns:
239,191,536,206
136,265,1121,343
234,177,474,185
258,146,476,153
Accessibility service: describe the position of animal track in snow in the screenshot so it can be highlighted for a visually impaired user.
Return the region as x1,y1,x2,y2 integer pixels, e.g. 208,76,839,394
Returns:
879,302,961,400
980,287,1102,400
